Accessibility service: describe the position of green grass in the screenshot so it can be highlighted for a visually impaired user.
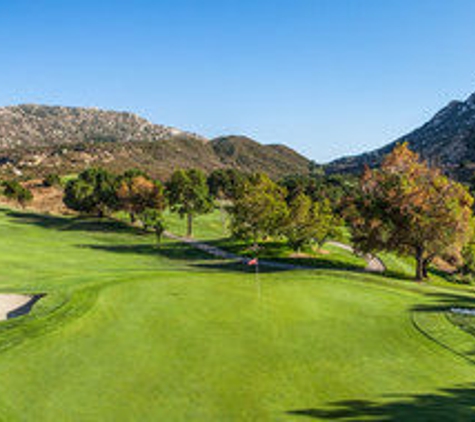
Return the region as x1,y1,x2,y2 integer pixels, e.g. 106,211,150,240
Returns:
211,237,368,272
379,251,417,279
163,207,230,241
164,208,367,271
1,208,475,420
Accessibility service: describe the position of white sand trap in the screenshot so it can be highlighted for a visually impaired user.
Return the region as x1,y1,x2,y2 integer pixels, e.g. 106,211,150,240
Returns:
0,294,33,320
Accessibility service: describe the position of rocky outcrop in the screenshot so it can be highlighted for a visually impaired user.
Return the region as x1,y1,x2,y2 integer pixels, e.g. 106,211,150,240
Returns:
327,92,475,179
0,105,310,179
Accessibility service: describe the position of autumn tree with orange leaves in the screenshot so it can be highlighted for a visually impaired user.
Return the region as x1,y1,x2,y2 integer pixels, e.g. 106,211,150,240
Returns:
347,143,474,280
117,172,166,224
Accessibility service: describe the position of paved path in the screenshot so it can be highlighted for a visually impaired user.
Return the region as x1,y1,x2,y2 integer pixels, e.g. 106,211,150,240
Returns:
327,241,386,273
165,232,385,273
165,231,309,270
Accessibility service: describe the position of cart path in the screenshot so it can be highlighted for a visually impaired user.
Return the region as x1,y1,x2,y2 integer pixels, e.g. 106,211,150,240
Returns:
327,241,386,273
165,232,385,273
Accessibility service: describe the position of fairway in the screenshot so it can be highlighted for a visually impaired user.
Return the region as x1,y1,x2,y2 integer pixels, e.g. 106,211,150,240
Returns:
0,209,475,420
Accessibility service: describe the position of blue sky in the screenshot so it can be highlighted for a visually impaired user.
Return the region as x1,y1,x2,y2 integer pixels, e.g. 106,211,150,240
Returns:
1,0,475,162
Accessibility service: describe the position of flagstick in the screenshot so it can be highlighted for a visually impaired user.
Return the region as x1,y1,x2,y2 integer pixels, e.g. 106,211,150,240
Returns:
255,260,261,301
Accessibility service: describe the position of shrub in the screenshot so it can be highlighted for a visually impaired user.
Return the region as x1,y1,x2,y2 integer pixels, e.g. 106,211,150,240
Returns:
2,180,33,208
43,173,61,187
63,168,118,216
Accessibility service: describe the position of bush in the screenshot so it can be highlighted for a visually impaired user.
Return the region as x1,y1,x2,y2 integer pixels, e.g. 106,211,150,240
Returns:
2,180,33,208
140,208,166,243
43,173,61,187
461,242,475,275
63,168,118,216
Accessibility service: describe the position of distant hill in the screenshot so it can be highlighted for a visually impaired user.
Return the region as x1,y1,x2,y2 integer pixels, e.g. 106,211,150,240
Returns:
0,105,310,179
211,136,310,178
0,104,207,147
327,92,475,179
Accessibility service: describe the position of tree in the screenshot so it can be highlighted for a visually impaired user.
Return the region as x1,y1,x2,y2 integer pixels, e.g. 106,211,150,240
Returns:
117,173,166,223
279,175,314,202
284,193,343,252
347,143,474,280
283,193,314,252
230,173,288,246
166,169,213,237
2,181,33,208
141,208,166,244
462,243,475,278
308,160,324,177
207,168,246,200
311,198,344,248
459,218,475,279
63,168,118,216
279,173,357,211
43,173,61,187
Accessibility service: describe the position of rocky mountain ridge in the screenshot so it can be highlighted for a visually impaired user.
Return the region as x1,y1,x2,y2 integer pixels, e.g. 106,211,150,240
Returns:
327,92,475,179
0,104,310,179
0,104,206,148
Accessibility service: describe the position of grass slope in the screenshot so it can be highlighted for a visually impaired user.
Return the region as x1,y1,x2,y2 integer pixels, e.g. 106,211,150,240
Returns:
163,208,368,271
0,209,474,420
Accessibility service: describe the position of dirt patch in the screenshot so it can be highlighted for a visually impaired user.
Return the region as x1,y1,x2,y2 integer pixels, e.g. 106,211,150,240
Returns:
0,180,69,215
433,256,457,274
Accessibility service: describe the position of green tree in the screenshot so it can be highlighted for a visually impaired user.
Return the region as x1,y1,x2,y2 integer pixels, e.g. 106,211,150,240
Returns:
230,173,288,246
279,173,357,211
166,169,213,237
141,208,166,244
207,168,246,200
312,199,344,247
2,181,33,208
284,193,314,252
308,160,324,177
284,193,342,252
63,168,118,216
43,173,61,188
347,143,474,280
462,243,475,277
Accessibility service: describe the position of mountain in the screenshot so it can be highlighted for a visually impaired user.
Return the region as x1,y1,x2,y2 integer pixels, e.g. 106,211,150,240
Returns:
211,136,310,177
0,104,206,148
327,92,475,179
0,104,310,179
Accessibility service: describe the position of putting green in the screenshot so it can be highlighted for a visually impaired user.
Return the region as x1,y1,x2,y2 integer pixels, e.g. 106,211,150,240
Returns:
0,209,474,421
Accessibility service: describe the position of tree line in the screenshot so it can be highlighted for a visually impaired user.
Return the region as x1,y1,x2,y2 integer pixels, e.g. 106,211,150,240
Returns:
1,142,474,281
59,166,345,252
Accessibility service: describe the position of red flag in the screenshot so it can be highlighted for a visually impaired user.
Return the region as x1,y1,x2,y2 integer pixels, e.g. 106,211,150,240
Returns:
247,258,258,266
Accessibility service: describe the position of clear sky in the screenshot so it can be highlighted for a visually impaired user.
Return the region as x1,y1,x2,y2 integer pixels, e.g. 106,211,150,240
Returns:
2,0,475,162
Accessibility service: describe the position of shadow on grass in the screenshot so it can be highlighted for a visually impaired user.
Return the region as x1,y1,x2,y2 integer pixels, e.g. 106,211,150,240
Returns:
207,239,366,272
380,266,453,283
1,209,460,278
79,243,297,273
81,243,213,262
1,209,300,273
192,261,294,273
4,209,144,236
407,291,475,364
411,292,475,313
287,384,475,421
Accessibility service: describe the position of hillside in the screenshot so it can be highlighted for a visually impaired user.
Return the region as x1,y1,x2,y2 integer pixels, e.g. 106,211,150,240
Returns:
211,136,310,177
0,104,206,148
0,105,309,179
327,92,475,179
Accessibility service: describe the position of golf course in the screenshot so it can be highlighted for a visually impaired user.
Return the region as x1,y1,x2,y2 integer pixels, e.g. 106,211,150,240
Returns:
0,207,474,421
